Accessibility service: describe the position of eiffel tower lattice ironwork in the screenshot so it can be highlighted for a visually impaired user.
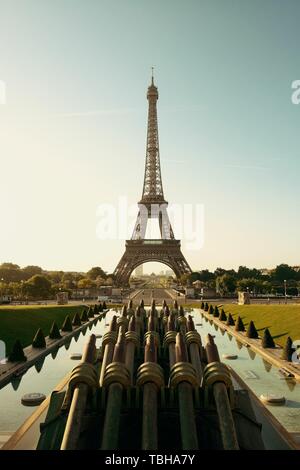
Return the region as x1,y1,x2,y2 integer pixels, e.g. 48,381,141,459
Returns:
113,72,192,285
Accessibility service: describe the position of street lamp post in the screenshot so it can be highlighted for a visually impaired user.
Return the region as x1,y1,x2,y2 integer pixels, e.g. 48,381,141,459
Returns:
284,280,287,304
0,278,4,301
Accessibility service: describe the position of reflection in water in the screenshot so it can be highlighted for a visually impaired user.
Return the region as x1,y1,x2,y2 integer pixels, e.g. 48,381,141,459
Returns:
2,309,300,441
262,359,272,373
74,332,80,343
82,327,87,336
89,323,93,331
11,376,22,391
247,348,256,360
51,347,59,360
236,340,243,350
0,310,115,437
213,324,219,331
35,357,45,373
243,370,259,380
65,339,72,351
285,379,297,393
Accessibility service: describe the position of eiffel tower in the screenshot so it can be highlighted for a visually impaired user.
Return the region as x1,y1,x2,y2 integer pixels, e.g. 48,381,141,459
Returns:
113,71,192,285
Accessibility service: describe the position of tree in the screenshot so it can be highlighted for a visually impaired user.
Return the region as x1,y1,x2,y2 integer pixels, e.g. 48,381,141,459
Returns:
197,269,215,282
105,277,113,286
273,264,298,282
237,266,262,280
4,282,22,298
61,280,74,290
93,304,99,315
8,339,27,362
235,316,245,332
77,278,95,289
219,309,227,321
46,271,64,284
87,306,94,318
0,262,20,269
281,337,294,361
216,274,237,296
22,266,43,279
32,328,46,348
180,273,190,286
80,309,89,322
95,276,106,287
72,312,82,326
49,322,61,339
261,328,275,348
22,275,52,299
86,267,107,280
61,315,72,332
226,313,235,326
261,280,272,294
0,263,24,283
214,267,228,277
0,281,6,296
187,272,201,283
213,306,220,317
246,320,259,339
237,278,252,292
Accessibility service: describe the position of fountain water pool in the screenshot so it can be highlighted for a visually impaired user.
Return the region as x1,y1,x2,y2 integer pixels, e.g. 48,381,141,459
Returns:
193,309,300,435
0,308,300,449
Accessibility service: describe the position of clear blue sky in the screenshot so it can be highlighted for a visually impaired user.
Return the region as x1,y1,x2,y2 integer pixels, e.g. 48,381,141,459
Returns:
0,0,299,274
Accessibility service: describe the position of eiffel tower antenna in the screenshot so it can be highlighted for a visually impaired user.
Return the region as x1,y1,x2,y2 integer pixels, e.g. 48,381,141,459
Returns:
113,75,192,285
139,67,165,206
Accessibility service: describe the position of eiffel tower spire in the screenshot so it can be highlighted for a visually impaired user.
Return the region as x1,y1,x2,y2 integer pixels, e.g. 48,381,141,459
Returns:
140,69,166,205
132,72,174,240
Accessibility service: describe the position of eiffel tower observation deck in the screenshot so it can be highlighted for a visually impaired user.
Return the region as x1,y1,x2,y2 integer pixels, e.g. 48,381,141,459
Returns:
113,71,192,286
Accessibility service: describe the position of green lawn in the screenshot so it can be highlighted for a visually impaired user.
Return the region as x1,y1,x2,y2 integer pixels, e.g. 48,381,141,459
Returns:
209,303,300,347
0,304,87,355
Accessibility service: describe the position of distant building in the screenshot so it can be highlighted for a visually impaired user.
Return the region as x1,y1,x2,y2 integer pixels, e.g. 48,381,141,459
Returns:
185,287,195,298
192,280,203,290
165,269,174,277
135,265,143,277
259,268,273,276
192,281,216,298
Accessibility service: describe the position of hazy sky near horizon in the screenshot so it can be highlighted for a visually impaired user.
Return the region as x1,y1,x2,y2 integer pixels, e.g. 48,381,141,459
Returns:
1,0,300,274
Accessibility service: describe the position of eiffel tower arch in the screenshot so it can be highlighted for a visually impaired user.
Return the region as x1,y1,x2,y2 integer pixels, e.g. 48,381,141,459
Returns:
113,72,192,286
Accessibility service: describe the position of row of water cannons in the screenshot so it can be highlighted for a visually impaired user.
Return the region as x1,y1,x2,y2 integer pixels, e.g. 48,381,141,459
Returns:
55,299,240,450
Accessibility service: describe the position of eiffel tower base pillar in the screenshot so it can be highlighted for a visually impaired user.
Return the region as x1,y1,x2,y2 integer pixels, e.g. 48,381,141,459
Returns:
113,239,192,286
